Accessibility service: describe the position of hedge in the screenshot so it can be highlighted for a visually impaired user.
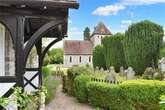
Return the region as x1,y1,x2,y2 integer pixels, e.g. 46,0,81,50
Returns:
102,33,126,72
74,75,91,103
64,65,92,96
123,20,164,74
87,80,165,110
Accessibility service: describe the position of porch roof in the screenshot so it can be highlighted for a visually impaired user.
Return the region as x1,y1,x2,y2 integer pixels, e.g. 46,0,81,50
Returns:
0,0,79,9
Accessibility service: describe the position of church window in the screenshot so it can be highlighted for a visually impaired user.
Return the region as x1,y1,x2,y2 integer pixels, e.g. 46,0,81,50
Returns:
89,56,91,62
70,56,72,63
79,56,81,63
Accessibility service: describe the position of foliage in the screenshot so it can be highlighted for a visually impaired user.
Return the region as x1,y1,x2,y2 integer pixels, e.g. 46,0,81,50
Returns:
43,54,50,66
42,65,60,104
87,80,165,110
102,33,126,72
0,87,41,110
43,75,59,104
64,65,93,96
123,20,164,74
84,27,91,40
160,95,165,110
160,42,165,58
74,75,91,103
93,45,106,69
48,48,63,64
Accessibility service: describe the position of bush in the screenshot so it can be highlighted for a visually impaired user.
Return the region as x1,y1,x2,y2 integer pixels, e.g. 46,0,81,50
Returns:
42,66,51,78
87,80,165,110
87,82,122,110
74,75,91,103
43,76,59,104
102,33,126,72
160,95,165,110
65,65,92,96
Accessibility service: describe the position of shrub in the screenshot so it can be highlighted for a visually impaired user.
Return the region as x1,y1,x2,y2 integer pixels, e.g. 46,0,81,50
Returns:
74,75,91,103
42,66,51,78
65,65,92,96
87,80,165,110
102,33,126,72
43,75,59,104
160,95,165,110
123,20,164,74
93,45,106,69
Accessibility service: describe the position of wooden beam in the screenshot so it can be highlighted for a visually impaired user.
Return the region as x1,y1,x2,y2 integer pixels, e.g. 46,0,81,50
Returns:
24,19,67,67
0,6,68,18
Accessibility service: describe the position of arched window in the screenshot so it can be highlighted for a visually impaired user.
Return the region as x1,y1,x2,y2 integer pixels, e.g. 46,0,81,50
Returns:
79,56,81,63
89,56,91,62
70,56,72,63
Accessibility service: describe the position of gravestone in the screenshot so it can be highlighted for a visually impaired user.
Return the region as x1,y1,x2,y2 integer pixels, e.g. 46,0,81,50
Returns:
120,66,125,76
126,67,135,80
100,67,104,72
105,66,116,83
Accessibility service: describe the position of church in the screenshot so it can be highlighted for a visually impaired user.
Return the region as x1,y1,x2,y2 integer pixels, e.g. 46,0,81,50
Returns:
64,22,112,67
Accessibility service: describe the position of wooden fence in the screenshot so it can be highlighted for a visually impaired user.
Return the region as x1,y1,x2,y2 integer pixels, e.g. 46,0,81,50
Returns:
91,77,122,84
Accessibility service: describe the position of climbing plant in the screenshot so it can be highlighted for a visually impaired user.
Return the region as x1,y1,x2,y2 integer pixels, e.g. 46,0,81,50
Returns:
123,20,164,74
102,33,126,72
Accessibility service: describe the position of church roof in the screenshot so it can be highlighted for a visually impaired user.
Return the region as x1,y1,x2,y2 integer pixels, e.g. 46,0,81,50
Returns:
64,40,93,55
92,22,112,35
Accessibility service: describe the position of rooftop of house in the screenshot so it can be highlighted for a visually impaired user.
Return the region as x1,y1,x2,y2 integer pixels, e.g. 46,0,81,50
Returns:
64,40,93,55
92,22,112,36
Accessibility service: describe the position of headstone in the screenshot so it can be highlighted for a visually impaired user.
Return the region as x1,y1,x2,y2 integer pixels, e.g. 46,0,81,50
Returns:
100,67,104,72
126,67,135,80
105,74,116,83
120,66,124,76
105,66,116,83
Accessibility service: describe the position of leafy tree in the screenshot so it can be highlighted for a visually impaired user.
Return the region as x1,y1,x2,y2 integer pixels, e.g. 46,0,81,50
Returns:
123,20,164,74
83,27,91,40
48,48,63,64
160,42,165,58
93,45,106,69
102,33,126,72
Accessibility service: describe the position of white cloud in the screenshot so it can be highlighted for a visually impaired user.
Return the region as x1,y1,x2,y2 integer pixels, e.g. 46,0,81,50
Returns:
121,0,165,5
93,0,165,16
92,4,126,16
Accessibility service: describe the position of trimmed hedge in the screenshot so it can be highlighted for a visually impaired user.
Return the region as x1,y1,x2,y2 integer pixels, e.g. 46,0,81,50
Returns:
64,65,92,96
87,80,165,110
74,75,91,103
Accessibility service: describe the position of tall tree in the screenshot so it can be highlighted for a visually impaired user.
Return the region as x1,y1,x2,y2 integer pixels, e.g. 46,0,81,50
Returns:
102,33,126,72
93,45,106,69
123,20,164,74
83,27,91,40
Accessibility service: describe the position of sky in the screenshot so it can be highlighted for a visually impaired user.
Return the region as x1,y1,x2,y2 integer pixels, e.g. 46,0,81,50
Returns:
53,0,165,48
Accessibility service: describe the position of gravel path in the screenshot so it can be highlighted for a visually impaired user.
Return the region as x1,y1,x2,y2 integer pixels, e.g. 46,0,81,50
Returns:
45,84,94,110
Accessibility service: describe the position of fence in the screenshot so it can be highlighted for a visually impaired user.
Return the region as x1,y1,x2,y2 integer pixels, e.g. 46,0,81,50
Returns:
91,77,122,84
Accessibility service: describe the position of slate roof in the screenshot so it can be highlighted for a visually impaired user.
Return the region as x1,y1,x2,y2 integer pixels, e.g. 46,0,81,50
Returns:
64,40,93,55
92,22,112,35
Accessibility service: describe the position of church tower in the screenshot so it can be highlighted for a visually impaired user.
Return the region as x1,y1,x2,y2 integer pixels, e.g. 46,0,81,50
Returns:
90,22,112,47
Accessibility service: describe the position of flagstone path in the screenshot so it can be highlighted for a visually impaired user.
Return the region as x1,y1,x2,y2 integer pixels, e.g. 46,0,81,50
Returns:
45,81,94,110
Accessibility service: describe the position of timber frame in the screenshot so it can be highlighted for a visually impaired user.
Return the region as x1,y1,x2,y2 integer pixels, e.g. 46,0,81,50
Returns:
0,0,79,100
